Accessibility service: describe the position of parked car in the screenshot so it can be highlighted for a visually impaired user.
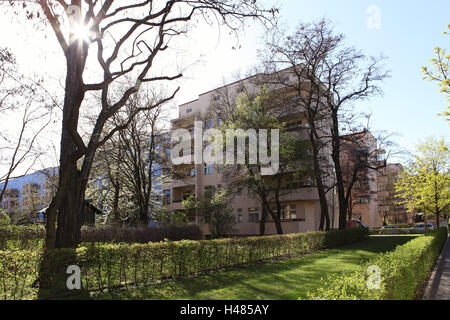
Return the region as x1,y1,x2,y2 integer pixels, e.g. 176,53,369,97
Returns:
410,223,435,229
346,220,368,229
381,225,398,229
409,223,435,233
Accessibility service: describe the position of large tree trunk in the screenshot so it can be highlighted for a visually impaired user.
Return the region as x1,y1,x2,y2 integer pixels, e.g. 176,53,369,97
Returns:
45,40,88,250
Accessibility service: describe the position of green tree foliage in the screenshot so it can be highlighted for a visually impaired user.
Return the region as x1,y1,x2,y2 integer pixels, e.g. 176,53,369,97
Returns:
183,188,235,238
0,209,11,226
218,87,312,234
395,137,450,228
422,25,450,122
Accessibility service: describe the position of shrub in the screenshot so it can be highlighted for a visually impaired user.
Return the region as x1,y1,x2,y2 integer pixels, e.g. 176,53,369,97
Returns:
80,224,203,243
306,227,448,300
0,228,368,299
0,210,11,226
0,225,45,250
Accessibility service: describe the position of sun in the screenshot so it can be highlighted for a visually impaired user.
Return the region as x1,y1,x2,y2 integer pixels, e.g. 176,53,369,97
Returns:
71,23,93,42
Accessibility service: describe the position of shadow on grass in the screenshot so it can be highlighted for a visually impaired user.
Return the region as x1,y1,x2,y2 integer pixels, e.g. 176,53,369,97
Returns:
94,234,421,300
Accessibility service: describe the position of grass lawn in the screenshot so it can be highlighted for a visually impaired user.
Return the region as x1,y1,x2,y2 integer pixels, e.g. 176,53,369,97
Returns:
95,234,421,300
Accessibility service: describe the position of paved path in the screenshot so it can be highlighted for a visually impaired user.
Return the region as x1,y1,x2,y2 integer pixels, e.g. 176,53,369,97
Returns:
424,235,450,300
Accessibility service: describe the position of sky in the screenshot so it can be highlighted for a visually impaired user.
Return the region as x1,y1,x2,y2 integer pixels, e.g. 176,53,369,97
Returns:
0,0,449,175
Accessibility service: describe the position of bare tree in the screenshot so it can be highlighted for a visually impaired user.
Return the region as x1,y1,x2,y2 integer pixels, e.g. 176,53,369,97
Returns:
261,19,389,229
4,0,278,249
0,48,54,205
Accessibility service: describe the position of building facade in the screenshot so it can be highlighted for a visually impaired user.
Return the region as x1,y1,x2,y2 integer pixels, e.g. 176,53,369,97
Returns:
162,71,339,236
340,130,382,228
2,188,20,217
377,163,415,224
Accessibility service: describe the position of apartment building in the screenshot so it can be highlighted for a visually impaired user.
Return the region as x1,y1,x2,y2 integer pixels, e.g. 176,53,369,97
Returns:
162,71,339,236
2,188,20,217
21,183,42,216
339,130,382,228
377,163,415,224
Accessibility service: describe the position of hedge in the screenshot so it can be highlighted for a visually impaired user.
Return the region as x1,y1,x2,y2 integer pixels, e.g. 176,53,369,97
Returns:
306,227,448,300
0,224,203,251
1,228,368,299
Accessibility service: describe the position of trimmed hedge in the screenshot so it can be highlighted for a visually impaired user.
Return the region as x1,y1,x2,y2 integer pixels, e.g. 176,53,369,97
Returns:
1,228,368,299
0,225,45,250
80,224,203,243
306,227,448,300
0,224,203,251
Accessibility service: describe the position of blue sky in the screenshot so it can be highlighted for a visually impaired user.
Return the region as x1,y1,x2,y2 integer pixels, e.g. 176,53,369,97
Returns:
0,0,448,173
270,0,449,161
171,0,449,163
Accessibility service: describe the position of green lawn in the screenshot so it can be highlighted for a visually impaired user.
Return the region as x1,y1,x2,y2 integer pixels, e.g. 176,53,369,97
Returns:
95,234,421,300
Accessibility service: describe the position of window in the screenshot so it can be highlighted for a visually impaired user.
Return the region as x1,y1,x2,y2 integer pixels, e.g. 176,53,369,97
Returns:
216,164,223,173
237,187,243,195
190,167,196,177
213,95,221,101
186,108,192,113
163,190,171,205
248,207,259,222
237,208,243,223
204,163,213,175
205,120,213,129
279,205,297,220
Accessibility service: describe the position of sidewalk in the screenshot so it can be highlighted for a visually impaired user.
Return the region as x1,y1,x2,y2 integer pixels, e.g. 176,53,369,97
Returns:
423,234,450,300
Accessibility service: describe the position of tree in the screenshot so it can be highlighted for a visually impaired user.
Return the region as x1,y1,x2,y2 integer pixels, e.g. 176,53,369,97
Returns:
87,87,168,227
4,0,278,250
0,47,54,205
395,137,450,229
262,19,389,229
217,87,311,234
183,188,235,238
422,25,450,122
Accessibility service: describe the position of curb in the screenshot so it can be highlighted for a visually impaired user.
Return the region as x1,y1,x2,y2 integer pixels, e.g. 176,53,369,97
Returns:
422,234,450,300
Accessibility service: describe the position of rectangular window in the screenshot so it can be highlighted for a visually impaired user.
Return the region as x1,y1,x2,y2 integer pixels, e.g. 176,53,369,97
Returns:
204,163,213,175
248,207,259,222
237,208,243,223
190,167,196,176
163,190,171,205
186,108,192,113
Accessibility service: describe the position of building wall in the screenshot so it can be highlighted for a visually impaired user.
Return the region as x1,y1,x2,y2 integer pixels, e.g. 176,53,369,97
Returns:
163,71,338,236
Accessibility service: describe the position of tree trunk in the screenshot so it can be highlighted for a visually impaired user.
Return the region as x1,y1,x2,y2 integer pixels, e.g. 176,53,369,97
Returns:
259,203,266,235
330,110,348,229
112,182,121,228
45,39,88,250
274,215,283,234
309,130,330,231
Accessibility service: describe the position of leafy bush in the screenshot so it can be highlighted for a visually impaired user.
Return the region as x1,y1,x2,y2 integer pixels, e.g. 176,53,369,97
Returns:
80,224,203,243
324,228,370,248
1,228,368,299
0,210,11,226
0,225,45,250
306,227,448,300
